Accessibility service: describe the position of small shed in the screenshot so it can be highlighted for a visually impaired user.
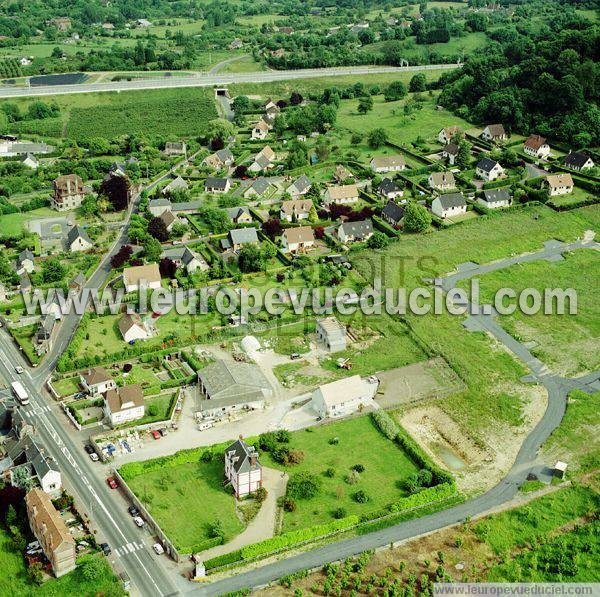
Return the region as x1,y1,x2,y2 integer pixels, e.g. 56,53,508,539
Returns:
240,335,260,355
554,461,568,479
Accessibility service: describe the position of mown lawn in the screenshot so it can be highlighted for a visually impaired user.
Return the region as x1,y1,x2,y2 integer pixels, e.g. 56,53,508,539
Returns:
262,416,422,532
53,376,81,397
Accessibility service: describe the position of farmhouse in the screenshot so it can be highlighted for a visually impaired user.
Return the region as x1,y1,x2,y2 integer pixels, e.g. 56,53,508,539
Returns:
224,438,262,498
315,316,347,352
25,488,76,578
338,219,373,244
164,141,187,157
324,184,359,205
104,384,145,427
524,134,550,159
118,313,150,343
431,192,467,219
438,126,461,144
381,200,405,227
80,367,116,396
161,247,209,273
370,154,406,173
198,360,272,417
377,177,403,200
563,151,594,171
442,143,459,165
280,198,313,222
282,226,315,253
123,263,161,293
52,174,85,211
428,171,456,191
481,124,506,142
221,228,259,252
478,188,512,209
544,173,574,196
226,206,253,224
205,177,232,194
312,375,373,418
65,225,92,252
475,157,505,181
287,174,312,197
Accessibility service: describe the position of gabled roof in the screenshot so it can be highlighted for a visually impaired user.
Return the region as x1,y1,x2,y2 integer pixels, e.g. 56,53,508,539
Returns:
327,184,359,200
162,176,188,194
159,210,177,227
123,263,161,286
205,177,230,191
69,272,86,288
288,174,312,194
436,192,466,210
226,206,251,221
316,375,367,408
66,225,91,247
254,120,270,132
281,198,313,216
283,225,315,244
476,157,501,173
225,438,261,474
484,123,505,137
546,173,573,188
563,151,592,169
118,312,145,336
18,249,34,264
381,200,405,224
378,177,401,195
429,171,456,187
257,146,275,161
81,366,112,386
249,177,271,196
339,219,373,238
216,148,234,162
441,125,461,138
483,188,511,203
229,227,259,246
149,198,172,208
105,384,144,413
371,154,406,169
199,359,271,401
524,134,547,150
443,143,459,156
25,488,74,552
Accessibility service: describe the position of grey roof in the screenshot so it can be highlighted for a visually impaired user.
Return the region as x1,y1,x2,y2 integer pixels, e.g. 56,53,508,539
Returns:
250,177,271,196
289,174,311,194
216,148,234,162
482,188,511,203
437,192,466,209
254,154,271,169
229,227,259,246
149,198,172,208
476,157,499,173
563,152,591,169
199,359,271,402
18,249,34,264
225,439,261,474
381,200,405,224
19,273,31,291
26,440,59,479
443,143,459,156
66,225,91,247
205,177,229,191
161,246,202,266
163,176,188,193
36,314,55,339
339,219,373,239
70,272,86,287
170,200,203,213
20,152,39,164
378,177,400,196
226,206,250,221
9,142,54,155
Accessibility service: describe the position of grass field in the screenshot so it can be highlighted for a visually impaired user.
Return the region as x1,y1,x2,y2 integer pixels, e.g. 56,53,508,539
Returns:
459,250,600,376
262,416,422,531
0,207,57,237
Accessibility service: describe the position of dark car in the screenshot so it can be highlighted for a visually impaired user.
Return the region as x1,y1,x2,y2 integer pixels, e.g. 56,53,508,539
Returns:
100,542,111,556
128,506,140,517
84,445,94,454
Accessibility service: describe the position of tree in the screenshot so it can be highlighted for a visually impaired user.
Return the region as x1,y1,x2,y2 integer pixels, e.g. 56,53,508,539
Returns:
80,556,104,582
455,140,472,170
367,231,389,249
28,562,43,585
205,118,234,143
409,73,427,92
286,471,322,499
41,258,66,283
232,95,249,114
99,172,131,211
403,202,432,232
208,519,224,538
200,207,230,234
261,218,282,239
159,257,177,278
290,91,303,105
143,236,162,262
286,141,308,169
368,128,388,148
111,245,133,269
357,96,374,114
238,244,265,273
148,217,169,242
384,80,407,102
79,194,98,218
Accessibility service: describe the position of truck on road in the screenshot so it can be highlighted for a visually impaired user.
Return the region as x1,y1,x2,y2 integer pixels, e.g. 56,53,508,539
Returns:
11,381,29,405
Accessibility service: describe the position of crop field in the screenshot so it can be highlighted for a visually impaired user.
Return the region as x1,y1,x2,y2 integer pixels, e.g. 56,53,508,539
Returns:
65,88,217,141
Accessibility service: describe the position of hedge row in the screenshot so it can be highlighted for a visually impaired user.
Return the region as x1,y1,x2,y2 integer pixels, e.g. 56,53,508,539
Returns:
550,194,600,212
372,214,400,238
191,535,223,555
389,481,456,512
482,175,519,190
204,549,243,571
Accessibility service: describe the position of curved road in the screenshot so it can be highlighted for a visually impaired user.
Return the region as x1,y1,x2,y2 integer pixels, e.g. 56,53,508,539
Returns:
0,64,459,98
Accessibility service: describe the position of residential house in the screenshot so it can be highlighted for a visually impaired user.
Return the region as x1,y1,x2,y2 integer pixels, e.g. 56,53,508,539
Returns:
338,219,374,244
315,316,347,352
248,146,276,173
52,174,85,211
0,141,54,157
524,134,550,159
544,173,574,196
136,18,152,28
162,176,188,195
333,164,354,183
16,249,35,274
226,206,252,225
205,177,232,194
123,263,161,293
104,384,145,427
312,375,373,418
252,120,271,140
428,171,456,191
66,225,92,252
68,273,86,294
481,124,507,142
171,201,203,215
438,126,461,145
381,200,405,227
442,143,459,165
431,192,467,219
118,313,150,343
25,488,76,577
282,226,315,253
478,188,512,209
221,228,259,253
203,148,234,169
280,198,313,222
46,17,72,31
164,141,187,157
229,38,243,50
563,151,594,171
377,177,403,201
80,367,116,396
324,184,359,205
20,153,39,169
370,154,406,173
158,209,177,232
243,177,272,199
475,157,505,182
264,99,280,115
148,198,173,217
287,174,312,197
161,247,209,274
198,360,272,417
34,315,55,353
224,438,262,498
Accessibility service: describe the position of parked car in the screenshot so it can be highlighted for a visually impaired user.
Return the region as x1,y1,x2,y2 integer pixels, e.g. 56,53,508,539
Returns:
27,541,40,550
290,353,301,360
153,543,164,555
150,430,161,440
84,445,94,454
15,366,24,374
106,476,118,489
89,452,99,462
100,542,111,556
366,376,379,384
133,516,144,527
128,506,140,517
159,428,168,436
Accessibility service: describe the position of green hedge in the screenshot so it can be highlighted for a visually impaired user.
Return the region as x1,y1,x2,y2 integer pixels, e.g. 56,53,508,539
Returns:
191,535,223,555
204,549,243,570
389,482,456,512
372,215,400,238
482,176,519,190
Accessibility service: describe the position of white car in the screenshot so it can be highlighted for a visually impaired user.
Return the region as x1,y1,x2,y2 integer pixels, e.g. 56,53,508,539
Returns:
15,366,24,374
133,516,144,527
153,543,164,555
89,452,99,462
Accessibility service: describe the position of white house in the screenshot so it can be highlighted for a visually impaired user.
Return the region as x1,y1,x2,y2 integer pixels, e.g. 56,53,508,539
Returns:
428,171,455,191
370,155,406,173
315,317,347,352
478,188,512,209
118,313,150,343
544,173,574,196
481,124,506,142
16,249,35,274
431,193,467,219
280,198,313,222
377,178,403,201
224,438,262,498
20,153,39,169
251,120,270,140
442,143,460,165
324,184,359,205
80,367,116,396
104,385,145,427
438,126,461,145
123,263,161,293
475,158,505,182
281,226,315,253
66,225,92,252
563,151,594,171
148,198,172,217
312,375,373,418
524,134,550,159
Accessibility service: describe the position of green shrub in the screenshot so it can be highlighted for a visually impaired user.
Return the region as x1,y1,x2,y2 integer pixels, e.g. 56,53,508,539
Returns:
287,471,322,499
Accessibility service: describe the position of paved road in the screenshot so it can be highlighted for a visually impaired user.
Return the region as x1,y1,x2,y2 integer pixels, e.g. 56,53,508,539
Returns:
0,64,459,98
208,55,250,75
